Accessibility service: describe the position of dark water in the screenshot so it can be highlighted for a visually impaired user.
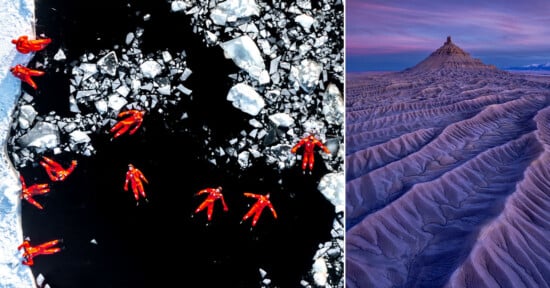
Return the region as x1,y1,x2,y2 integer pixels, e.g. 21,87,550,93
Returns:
17,1,336,287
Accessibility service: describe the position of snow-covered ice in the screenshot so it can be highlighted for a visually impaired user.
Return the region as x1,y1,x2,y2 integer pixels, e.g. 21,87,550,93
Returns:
0,0,39,287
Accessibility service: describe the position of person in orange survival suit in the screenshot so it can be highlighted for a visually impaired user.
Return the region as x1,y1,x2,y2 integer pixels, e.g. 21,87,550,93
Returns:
11,35,52,54
18,238,61,266
124,164,149,205
194,186,229,221
39,156,78,182
241,192,277,227
110,110,145,139
10,64,45,90
19,175,50,210
291,134,331,173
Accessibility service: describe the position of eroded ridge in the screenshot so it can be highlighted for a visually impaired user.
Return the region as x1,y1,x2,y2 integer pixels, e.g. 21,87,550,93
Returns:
346,68,550,287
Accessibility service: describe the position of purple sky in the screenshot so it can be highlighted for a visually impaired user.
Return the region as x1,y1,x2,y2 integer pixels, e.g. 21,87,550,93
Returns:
346,0,550,71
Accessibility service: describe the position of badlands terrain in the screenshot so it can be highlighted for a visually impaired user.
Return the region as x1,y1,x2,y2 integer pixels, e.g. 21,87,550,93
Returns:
346,37,550,287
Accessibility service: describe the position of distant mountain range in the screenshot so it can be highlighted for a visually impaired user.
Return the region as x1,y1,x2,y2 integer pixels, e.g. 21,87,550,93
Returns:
506,62,550,71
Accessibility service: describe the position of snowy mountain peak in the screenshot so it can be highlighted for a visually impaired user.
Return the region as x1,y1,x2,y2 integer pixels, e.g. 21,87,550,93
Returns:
507,62,550,71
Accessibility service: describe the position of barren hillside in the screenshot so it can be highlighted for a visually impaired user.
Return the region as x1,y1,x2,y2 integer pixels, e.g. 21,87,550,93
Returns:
346,37,550,287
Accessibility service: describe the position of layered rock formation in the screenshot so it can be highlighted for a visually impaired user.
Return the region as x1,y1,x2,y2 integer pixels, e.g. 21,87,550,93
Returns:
406,36,497,73
346,37,550,287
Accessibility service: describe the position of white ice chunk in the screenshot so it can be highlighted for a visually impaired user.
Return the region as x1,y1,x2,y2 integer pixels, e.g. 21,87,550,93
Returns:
176,84,192,95
210,9,228,26
205,31,218,44
268,113,294,128
238,151,250,168
317,172,344,213
97,51,118,76
162,51,173,63
53,48,66,61
186,6,200,15
258,70,270,85
322,83,344,125
238,22,259,37
79,63,98,81
69,130,91,144
180,68,192,81
75,90,97,100
95,99,108,114
18,105,37,129
157,85,171,95
171,1,190,12
227,83,265,116
249,148,261,158
259,268,267,278
17,122,60,150
299,43,311,56
22,93,33,103
125,32,135,45
131,79,141,92
312,258,328,287
108,94,128,112
314,35,328,47
210,0,260,26
257,129,267,139
116,85,130,97
36,274,45,286
87,52,95,61
269,56,281,75
295,14,315,32
69,96,80,113
63,122,77,133
220,36,269,84
140,60,162,78
290,59,322,93
249,118,262,128
297,0,312,10
302,119,326,137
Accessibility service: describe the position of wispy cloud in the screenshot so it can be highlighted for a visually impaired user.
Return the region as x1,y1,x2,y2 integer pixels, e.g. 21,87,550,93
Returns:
346,0,550,57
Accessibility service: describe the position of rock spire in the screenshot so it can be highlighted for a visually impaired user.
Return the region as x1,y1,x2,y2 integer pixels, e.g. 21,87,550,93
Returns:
405,36,497,73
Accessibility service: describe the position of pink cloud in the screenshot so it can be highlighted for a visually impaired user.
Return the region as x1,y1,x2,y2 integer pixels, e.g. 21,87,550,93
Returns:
346,0,550,56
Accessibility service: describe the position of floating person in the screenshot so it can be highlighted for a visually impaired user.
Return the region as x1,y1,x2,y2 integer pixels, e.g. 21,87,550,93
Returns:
194,186,228,221
40,156,78,182
291,134,331,173
110,109,145,139
11,35,52,54
17,238,61,266
124,164,149,205
10,64,44,90
241,192,277,227
19,175,50,210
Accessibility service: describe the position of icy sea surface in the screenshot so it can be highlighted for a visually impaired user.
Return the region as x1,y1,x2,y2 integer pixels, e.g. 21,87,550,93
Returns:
6,0,344,287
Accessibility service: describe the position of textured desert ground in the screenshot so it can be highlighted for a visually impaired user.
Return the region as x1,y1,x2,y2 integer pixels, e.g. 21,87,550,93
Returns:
346,38,550,287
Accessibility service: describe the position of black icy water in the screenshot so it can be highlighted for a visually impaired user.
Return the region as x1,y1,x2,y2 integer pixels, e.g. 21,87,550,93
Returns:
17,1,335,287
